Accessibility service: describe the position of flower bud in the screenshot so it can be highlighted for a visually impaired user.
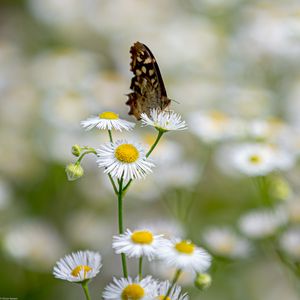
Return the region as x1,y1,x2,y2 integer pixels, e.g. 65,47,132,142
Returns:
194,273,212,290
65,163,84,181
71,145,82,157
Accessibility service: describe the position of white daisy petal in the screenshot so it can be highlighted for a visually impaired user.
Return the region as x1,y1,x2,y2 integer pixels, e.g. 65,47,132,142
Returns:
81,111,135,132
159,239,212,274
141,109,187,132
112,229,167,261
53,250,102,283
157,280,189,300
102,276,157,300
97,140,154,181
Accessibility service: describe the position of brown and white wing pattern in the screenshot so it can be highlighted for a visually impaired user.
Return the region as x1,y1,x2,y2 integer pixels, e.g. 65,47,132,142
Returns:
126,42,171,120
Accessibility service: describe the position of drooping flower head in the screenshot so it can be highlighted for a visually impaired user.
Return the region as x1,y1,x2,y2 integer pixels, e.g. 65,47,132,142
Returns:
53,250,102,283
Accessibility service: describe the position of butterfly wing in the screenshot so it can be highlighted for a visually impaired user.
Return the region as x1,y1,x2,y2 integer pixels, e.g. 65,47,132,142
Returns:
126,42,171,120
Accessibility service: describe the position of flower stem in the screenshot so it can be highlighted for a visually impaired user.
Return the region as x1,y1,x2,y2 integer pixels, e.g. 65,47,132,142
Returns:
77,149,97,164
138,256,143,281
108,130,113,143
146,130,164,158
118,176,128,278
81,282,91,300
163,269,182,300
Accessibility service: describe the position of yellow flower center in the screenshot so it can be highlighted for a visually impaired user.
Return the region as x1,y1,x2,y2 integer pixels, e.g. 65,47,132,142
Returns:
131,230,154,244
115,144,139,163
175,240,195,254
71,265,92,278
158,296,171,300
99,111,119,120
249,154,262,164
122,284,145,300
210,111,228,123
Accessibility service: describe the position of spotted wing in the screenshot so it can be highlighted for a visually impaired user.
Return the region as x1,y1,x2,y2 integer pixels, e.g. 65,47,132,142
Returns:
126,42,171,120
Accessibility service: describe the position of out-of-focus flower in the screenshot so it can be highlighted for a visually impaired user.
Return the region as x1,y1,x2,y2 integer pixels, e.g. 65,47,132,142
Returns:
157,280,189,300
97,140,154,180
3,220,66,271
112,228,166,261
203,227,251,259
81,112,135,131
279,227,300,261
103,276,157,300
159,239,211,274
53,250,102,282
239,208,287,239
141,109,187,132
188,111,242,143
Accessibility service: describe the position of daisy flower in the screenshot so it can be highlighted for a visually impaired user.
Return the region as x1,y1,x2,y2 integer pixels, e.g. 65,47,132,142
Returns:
230,143,275,176
280,227,300,260
97,140,154,180
239,208,287,239
141,109,187,132
112,229,167,261
159,239,211,274
103,276,157,300
81,111,135,131
156,280,189,300
53,250,102,283
203,227,251,259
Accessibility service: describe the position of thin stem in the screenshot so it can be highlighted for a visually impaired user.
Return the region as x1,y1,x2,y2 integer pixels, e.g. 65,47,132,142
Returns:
77,149,97,164
108,173,118,195
146,130,164,158
117,176,128,278
163,269,182,300
81,282,91,300
138,256,143,281
108,130,113,143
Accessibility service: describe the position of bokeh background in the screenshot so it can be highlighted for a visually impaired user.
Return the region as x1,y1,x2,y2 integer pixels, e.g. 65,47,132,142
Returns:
1,0,300,299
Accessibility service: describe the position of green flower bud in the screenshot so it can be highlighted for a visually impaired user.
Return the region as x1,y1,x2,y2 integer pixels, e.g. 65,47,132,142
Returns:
194,273,212,291
65,163,84,181
72,145,82,157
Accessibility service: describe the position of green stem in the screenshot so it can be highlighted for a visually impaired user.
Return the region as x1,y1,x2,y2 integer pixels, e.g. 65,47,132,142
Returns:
118,176,128,278
146,130,164,158
108,130,113,143
108,173,118,195
77,149,97,164
163,269,182,300
81,282,91,300
138,256,143,281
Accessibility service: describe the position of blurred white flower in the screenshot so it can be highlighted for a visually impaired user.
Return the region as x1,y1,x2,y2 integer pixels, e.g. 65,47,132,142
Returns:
239,208,287,239
203,227,251,259
53,250,102,282
3,220,66,271
279,227,300,260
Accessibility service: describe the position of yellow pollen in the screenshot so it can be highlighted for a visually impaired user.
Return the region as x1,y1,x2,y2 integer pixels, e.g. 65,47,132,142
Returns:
249,154,262,164
122,284,145,300
158,296,171,300
131,230,154,244
99,111,119,120
175,240,195,254
115,144,139,163
71,265,92,278
210,111,227,123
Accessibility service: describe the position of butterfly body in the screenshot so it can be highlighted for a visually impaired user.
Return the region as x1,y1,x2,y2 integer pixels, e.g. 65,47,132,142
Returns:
126,42,171,120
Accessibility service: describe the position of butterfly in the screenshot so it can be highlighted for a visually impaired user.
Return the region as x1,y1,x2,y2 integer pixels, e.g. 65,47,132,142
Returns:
126,42,171,120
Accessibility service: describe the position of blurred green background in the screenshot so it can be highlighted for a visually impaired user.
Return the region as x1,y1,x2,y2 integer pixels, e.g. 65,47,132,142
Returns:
1,0,300,299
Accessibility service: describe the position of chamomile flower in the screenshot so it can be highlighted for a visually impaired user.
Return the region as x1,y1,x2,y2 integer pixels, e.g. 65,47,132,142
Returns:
53,250,102,283
103,276,157,300
81,111,135,131
112,229,166,261
156,281,189,300
159,239,212,274
97,140,154,180
141,109,187,132
279,227,300,260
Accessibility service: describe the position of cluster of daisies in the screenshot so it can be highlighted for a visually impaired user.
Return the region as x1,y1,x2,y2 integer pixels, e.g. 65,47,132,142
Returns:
53,232,212,299
56,109,214,299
